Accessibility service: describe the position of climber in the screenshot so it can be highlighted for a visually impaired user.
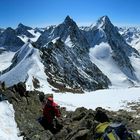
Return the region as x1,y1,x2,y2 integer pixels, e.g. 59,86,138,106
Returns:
94,107,109,123
38,97,62,134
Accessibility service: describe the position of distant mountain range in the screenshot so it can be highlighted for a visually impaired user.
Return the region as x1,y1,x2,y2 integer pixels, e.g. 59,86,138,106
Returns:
0,15,140,92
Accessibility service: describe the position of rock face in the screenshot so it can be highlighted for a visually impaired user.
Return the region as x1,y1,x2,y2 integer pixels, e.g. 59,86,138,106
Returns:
0,27,24,51
35,25,56,47
36,16,90,54
36,16,111,91
10,91,48,139
41,38,110,91
13,100,140,140
35,15,140,91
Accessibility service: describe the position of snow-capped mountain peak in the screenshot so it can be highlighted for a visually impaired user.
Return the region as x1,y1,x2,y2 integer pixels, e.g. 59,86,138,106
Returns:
63,15,77,27
64,15,73,23
96,15,112,28
0,27,24,51
89,15,112,30
16,23,34,38
36,15,90,53
1,15,140,91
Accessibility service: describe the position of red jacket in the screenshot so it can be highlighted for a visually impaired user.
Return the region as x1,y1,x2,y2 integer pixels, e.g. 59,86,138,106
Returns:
43,101,60,124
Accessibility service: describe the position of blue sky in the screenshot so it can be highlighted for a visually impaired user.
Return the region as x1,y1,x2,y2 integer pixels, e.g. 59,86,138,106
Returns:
0,0,140,28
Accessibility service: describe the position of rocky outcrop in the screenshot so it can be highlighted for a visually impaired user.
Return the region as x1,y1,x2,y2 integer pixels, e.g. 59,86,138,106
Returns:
0,82,139,140
14,101,140,140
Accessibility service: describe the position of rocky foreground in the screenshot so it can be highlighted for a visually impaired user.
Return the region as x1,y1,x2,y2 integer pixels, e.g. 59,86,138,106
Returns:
2,83,140,140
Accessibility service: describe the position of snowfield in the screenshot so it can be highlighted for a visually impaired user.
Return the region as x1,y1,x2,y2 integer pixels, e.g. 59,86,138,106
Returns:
53,87,140,111
0,101,23,140
89,42,132,88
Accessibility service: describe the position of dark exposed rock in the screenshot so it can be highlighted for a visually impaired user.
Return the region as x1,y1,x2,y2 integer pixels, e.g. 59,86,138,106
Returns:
36,16,90,54
11,90,48,140
32,77,40,89
0,27,24,51
16,23,34,38
41,39,110,91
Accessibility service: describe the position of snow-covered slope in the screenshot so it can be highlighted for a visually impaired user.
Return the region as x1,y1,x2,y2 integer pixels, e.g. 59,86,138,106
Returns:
0,51,15,72
18,29,41,43
0,43,53,92
0,101,22,140
89,42,135,88
54,87,140,111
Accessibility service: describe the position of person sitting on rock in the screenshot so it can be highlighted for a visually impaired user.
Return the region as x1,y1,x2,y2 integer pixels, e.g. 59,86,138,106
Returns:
38,97,62,134
94,107,110,123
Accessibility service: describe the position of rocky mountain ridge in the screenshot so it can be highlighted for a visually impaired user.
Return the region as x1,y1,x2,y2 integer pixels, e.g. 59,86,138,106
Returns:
0,16,140,91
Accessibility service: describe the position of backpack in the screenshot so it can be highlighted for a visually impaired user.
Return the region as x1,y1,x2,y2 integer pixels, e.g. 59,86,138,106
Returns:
94,122,140,140
94,122,120,140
